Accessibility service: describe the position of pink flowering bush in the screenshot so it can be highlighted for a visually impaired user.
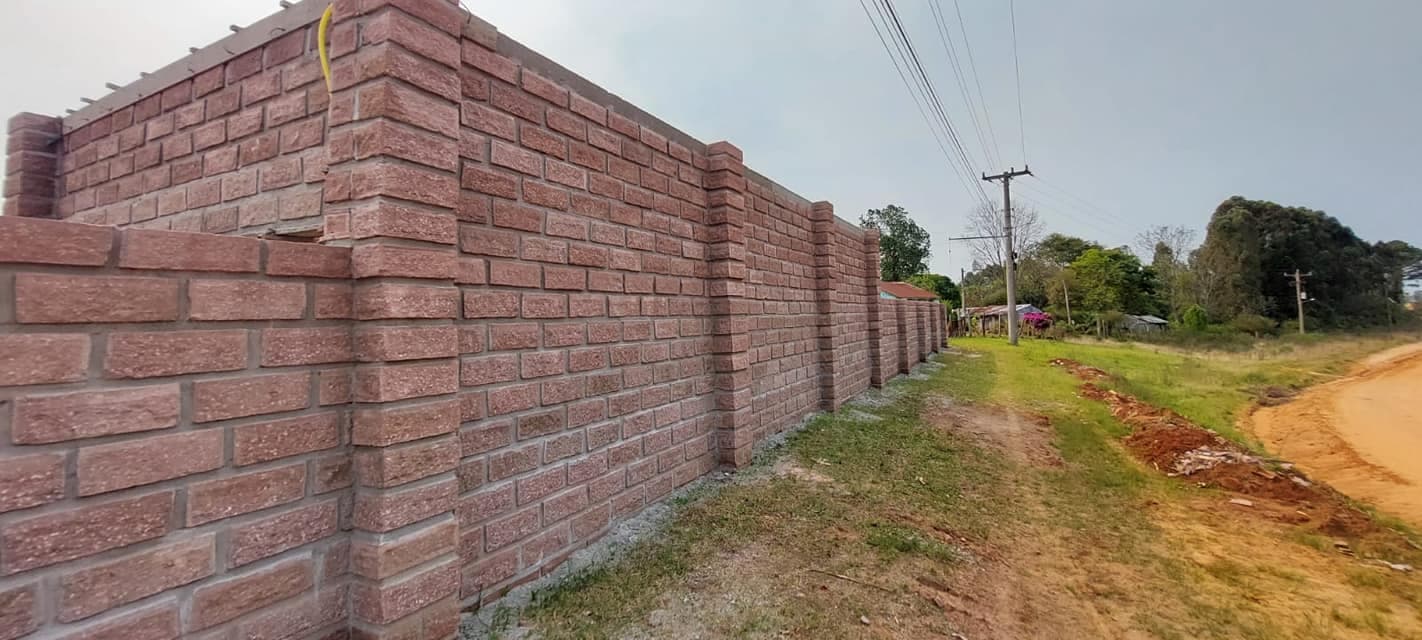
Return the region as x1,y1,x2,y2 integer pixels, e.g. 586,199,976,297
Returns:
1022,311,1053,331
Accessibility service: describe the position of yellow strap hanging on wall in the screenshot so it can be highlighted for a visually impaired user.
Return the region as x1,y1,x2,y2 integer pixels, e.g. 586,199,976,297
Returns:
317,4,334,92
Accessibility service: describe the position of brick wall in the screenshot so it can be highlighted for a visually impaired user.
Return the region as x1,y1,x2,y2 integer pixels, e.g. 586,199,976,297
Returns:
0,217,353,640
0,1,946,638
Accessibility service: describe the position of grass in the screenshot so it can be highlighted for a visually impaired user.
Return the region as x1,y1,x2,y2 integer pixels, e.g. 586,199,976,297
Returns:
503,333,1422,639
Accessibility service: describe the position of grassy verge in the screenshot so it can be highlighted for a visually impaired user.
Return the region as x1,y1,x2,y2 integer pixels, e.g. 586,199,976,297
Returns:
514,362,1013,639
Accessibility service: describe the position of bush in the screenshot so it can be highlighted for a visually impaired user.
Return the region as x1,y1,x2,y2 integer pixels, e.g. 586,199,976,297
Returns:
1180,305,1208,331
1230,313,1277,337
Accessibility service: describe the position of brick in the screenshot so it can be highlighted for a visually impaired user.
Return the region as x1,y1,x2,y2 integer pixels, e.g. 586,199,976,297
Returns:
462,549,517,598
520,126,566,159
544,265,586,290
119,228,259,272
460,225,519,257
523,181,569,210
516,468,566,506
313,452,353,494
77,429,223,496
351,557,459,625
103,330,246,379
543,486,588,522
487,383,538,415
0,491,173,574
458,483,514,526
187,279,306,321
489,260,540,288
355,283,459,320
490,82,544,124
463,290,519,319
315,284,354,319
187,464,306,525
522,292,568,318
354,119,458,171
522,237,567,263
0,584,37,640
355,325,458,362
14,274,176,324
353,398,460,447
233,412,341,466
0,453,64,515
188,557,313,631
262,327,352,366
267,241,352,278
0,334,88,387
352,519,457,581
352,244,456,280
351,161,459,208
462,100,516,141
460,354,518,387
193,372,309,423
0,217,112,266
354,436,459,489
55,602,179,640
520,351,566,379
13,384,180,444
354,360,458,403
361,80,460,137
353,477,457,533
484,507,539,551
350,201,458,244
229,500,339,567
57,535,214,622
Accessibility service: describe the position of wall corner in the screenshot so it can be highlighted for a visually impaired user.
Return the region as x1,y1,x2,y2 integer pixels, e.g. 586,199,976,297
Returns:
4,112,62,218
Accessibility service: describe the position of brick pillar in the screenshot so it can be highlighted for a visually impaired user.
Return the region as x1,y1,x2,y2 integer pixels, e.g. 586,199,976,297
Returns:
896,300,912,374
810,201,840,410
864,229,889,387
322,1,467,638
704,141,753,467
4,113,61,218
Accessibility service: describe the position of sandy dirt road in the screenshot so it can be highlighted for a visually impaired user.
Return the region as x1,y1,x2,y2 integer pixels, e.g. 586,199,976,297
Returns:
1251,342,1422,528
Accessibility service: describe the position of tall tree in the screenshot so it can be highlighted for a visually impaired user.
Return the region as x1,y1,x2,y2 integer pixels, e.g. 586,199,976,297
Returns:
1137,225,1198,319
1193,196,1408,327
1037,233,1101,267
861,204,930,281
963,201,1042,270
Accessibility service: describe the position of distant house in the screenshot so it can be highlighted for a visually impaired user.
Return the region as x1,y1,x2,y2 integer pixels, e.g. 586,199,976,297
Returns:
879,281,938,301
958,303,1042,335
1122,314,1169,333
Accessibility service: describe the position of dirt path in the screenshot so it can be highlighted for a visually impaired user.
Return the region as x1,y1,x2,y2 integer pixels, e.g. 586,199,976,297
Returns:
1250,343,1422,528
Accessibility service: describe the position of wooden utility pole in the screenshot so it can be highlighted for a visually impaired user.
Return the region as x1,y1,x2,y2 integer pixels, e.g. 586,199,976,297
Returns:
959,268,967,335
983,166,1032,345
1287,269,1311,335
1062,278,1072,325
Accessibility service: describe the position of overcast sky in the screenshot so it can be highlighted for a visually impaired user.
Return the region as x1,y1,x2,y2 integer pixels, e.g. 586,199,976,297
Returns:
4,0,1418,282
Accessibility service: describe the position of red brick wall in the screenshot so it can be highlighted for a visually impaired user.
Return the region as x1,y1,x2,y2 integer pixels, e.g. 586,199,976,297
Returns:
0,217,353,640
11,10,330,235
0,1,947,637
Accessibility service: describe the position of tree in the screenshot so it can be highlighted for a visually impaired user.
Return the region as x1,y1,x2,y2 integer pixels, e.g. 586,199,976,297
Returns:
1037,233,1101,267
963,201,1042,270
1180,305,1208,331
1069,248,1162,315
861,204,930,281
905,273,960,307
1137,225,1198,319
1192,196,1412,328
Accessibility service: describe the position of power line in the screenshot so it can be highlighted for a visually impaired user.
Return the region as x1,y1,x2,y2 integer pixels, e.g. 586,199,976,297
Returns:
877,0,992,203
1013,192,1136,247
1012,184,1137,244
926,0,997,168
950,0,1002,166
1027,176,1135,229
856,0,986,205
1009,0,1027,162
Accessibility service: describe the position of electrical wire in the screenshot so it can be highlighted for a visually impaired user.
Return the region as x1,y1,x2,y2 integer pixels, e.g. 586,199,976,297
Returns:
876,0,992,203
926,0,997,168
856,0,986,206
1009,0,1027,163
1028,177,1136,229
952,0,1002,165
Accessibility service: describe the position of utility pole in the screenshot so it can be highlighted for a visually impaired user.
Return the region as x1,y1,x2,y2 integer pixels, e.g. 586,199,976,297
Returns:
1287,269,1311,335
959,267,967,335
983,166,1032,345
1062,278,1072,325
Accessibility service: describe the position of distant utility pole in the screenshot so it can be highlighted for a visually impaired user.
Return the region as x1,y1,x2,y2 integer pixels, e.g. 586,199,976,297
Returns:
983,166,1032,345
959,267,967,334
1286,269,1311,335
1061,278,1072,325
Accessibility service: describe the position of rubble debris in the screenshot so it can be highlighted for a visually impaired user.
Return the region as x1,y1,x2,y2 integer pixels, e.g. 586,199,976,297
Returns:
1229,498,1255,508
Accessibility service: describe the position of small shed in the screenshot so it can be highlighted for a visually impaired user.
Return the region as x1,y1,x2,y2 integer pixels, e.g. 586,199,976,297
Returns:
1122,314,1169,333
958,304,1042,335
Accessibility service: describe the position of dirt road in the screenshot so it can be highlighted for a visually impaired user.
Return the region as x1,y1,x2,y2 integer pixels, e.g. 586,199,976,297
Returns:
1251,342,1422,528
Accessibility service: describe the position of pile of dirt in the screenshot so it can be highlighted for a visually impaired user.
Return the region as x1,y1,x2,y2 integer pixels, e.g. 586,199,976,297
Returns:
1058,362,1380,539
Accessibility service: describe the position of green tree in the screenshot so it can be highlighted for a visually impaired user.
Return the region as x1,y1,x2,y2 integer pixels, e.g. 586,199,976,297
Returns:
1180,305,1209,331
1069,248,1161,314
861,204,931,281
1037,233,1101,267
905,273,960,307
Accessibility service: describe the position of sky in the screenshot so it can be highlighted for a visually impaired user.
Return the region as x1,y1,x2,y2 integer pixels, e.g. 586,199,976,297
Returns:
4,0,1419,286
